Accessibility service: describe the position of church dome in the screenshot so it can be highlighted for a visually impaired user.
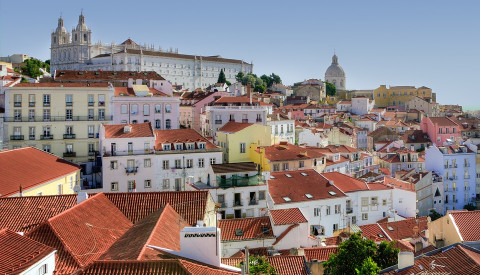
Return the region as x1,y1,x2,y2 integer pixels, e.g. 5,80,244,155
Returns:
75,13,88,31
325,54,345,78
56,17,67,33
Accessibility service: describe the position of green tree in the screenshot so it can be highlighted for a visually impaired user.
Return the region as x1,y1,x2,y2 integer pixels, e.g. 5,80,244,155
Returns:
464,203,476,211
217,69,227,84
260,74,271,87
356,257,380,275
373,241,399,269
254,84,266,93
325,81,337,96
18,58,49,79
429,209,443,221
323,233,377,275
239,256,277,275
235,71,244,82
20,77,29,83
241,74,258,88
270,73,281,86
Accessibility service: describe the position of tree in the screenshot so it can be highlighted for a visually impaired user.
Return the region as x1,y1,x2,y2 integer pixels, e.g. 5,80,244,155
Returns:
18,58,49,79
239,256,277,275
464,203,476,211
373,241,399,269
235,71,244,82
270,73,281,86
429,209,443,221
241,74,258,88
254,84,266,93
325,81,337,96
20,77,29,83
356,257,380,275
260,74,270,87
217,69,227,84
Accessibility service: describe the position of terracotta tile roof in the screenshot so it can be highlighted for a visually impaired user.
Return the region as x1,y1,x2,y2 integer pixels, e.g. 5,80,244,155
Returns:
324,236,342,246
54,70,165,81
402,129,432,144
304,246,339,261
154,129,218,151
218,216,274,241
322,172,369,192
268,170,346,204
222,256,308,275
0,229,56,275
262,144,325,161
325,156,350,166
269,208,307,225
114,86,168,97
214,96,260,104
366,182,393,190
100,204,188,260
381,244,480,274
78,260,190,275
359,223,391,242
378,168,391,176
382,176,415,192
211,162,257,174
11,82,110,88
450,210,480,241
377,217,427,240
0,147,80,198
0,194,77,233
427,116,459,126
27,193,132,274
104,122,154,139
178,259,240,274
218,121,254,133
103,191,211,226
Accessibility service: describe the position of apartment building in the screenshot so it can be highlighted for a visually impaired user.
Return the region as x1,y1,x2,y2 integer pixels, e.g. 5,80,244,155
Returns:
379,148,425,177
374,85,435,108
421,116,461,146
4,82,114,163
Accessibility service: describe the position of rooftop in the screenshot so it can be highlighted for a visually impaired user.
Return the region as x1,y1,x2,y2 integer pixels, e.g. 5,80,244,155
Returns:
54,70,165,81
261,143,325,162
211,162,258,174
218,121,254,133
154,129,218,151
269,208,308,225
450,210,480,242
218,216,274,242
104,122,154,139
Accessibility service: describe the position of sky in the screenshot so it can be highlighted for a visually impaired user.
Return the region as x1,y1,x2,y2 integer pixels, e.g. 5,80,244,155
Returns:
1,0,479,108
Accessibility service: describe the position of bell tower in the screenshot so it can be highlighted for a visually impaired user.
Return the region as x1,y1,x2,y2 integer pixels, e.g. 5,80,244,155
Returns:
50,16,71,73
71,12,92,66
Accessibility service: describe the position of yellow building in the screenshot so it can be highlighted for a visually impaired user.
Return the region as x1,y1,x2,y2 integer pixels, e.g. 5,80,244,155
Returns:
216,122,272,163
428,210,480,248
4,82,114,163
0,147,81,197
374,85,435,108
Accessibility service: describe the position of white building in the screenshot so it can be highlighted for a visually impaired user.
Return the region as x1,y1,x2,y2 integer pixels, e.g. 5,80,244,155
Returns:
100,123,223,192
267,114,295,144
50,14,253,90
298,128,329,148
352,97,375,116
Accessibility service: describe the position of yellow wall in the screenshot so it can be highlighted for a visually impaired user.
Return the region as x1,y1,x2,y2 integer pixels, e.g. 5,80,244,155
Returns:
374,85,433,108
6,86,113,163
249,144,271,172
15,170,80,197
428,214,463,247
0,61,13,69
217,124,272,163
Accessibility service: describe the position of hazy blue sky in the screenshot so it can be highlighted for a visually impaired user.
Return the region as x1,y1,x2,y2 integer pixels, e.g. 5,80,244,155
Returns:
1,0,479,107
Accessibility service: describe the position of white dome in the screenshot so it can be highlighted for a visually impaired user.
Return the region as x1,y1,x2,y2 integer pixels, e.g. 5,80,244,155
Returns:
325,55,345,78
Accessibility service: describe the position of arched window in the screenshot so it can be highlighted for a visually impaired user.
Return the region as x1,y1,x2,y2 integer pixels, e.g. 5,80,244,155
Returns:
166,119,171,129
75,34,77,41
84,34,87,42
165,104,171,113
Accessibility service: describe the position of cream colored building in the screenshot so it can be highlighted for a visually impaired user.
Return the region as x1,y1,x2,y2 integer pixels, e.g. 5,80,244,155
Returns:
374,85,435,108
406,96,439,117
3,82,114,164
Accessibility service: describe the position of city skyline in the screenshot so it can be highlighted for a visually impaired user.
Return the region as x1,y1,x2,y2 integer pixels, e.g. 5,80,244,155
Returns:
1,0,479,108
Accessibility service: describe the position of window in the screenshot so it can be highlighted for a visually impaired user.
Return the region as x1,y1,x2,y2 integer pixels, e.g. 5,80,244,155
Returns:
382,199,387,206
326,206,331,215
144,158,151,167
371,197,378,206
210,158,216,165
362,213,368,220
88,109,94,120
144,179,152,188
128,181,135,192
143,104,150,116
38,264,47,275
335,204,341,214
28,109,35,121
66,109,73,120
314,207,321,217
98,94,105,106
283,163,289,171
43,109,50,121
361,197,368,207
98,109,105,120
14,94,22,106
155,104,161,113
273,164,280,172
14,109,21,121
162,179,170,190
88,125,94,138
218,194,225,203
175,159,181,168
198,142,206,149
66,94,73,106
186,159,193,168
259,191,265,200
121,104,128,114
155,119,161,129
165,104,172,113
163,160,170,170
66,144,74,153
111,182,118,191
43,144,51,153
333,224,338,231
239,143,246,153
299,160,304,168
43,94,50,106
198,158,205,168
29,126,35,140
29,94,35,106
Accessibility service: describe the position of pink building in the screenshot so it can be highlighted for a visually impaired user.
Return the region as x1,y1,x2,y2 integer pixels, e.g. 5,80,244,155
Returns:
112,79,180,130
179,91,228,131
421,117,461,146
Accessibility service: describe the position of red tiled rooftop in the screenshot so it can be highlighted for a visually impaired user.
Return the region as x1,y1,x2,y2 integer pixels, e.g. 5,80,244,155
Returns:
304,246,339,261
218,216,274,241
114,86,168,97
427,116,459,126
377,217,427,241
55,70,165,81
450,210,480,242
322,172,369,192
214,96,260,104
154,129,218,151
0,147,80,198
11,82,110,88
0,229,56,275
269,208,307,225
359,223,391,242
222,256,308,275
262,144,324,161
218,121,254,133
268,170,346,204
104,122,154,139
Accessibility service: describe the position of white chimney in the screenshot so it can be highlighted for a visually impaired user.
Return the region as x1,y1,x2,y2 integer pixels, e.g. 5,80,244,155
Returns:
77,192,89,204
127,78,133,88
136,79,142,85
124,125,132,133
397,251,414,270
179,227,221,267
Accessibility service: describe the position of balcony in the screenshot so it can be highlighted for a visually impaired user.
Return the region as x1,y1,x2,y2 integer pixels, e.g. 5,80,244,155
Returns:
63,152,76,157
14,102,21,107
98,101,105,107
346,207,353,214
104,149,155,157
88,101,95,106
88,151,98,156
63,134,76,139
66,102,73,107
249,200,258,205
233,201,243,207
10,135,24,140
29,102,35,107
3,115,113,122
43,102,50,107
88,133,95,138
29,135,35,140
40,134,54,140
125,167,138,174
217,175,265,189
242,119,249,123
215,120,222,125
256,118,262,122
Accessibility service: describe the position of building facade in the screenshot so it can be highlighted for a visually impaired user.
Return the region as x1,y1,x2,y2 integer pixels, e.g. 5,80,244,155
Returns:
325,55,346,91
374,85,435,108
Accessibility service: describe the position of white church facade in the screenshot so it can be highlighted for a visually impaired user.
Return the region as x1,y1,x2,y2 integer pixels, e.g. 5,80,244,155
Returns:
50,14,253,90
324,54,346,91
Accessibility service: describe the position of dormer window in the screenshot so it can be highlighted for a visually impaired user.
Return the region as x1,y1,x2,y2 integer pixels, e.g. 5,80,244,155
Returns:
163,144,171,151
198,142,206,149
175,143,183,151
186,143,195,150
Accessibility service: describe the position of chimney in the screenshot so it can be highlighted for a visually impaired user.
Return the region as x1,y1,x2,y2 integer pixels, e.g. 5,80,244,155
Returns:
410,145,415,152
179,227,221,267
77,192,89,204
397,251,414,270
247,82,251,99
124,125,132,133
128,78,133,88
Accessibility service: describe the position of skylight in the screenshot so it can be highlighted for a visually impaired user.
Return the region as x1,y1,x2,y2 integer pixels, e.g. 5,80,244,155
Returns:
378,233,384,238
283,196,292,202
301,172,308,176
305,193,313,199
285,174,292,178
235,229,244,236
328,191,337,196
387,226,394,231
270,176,276,179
